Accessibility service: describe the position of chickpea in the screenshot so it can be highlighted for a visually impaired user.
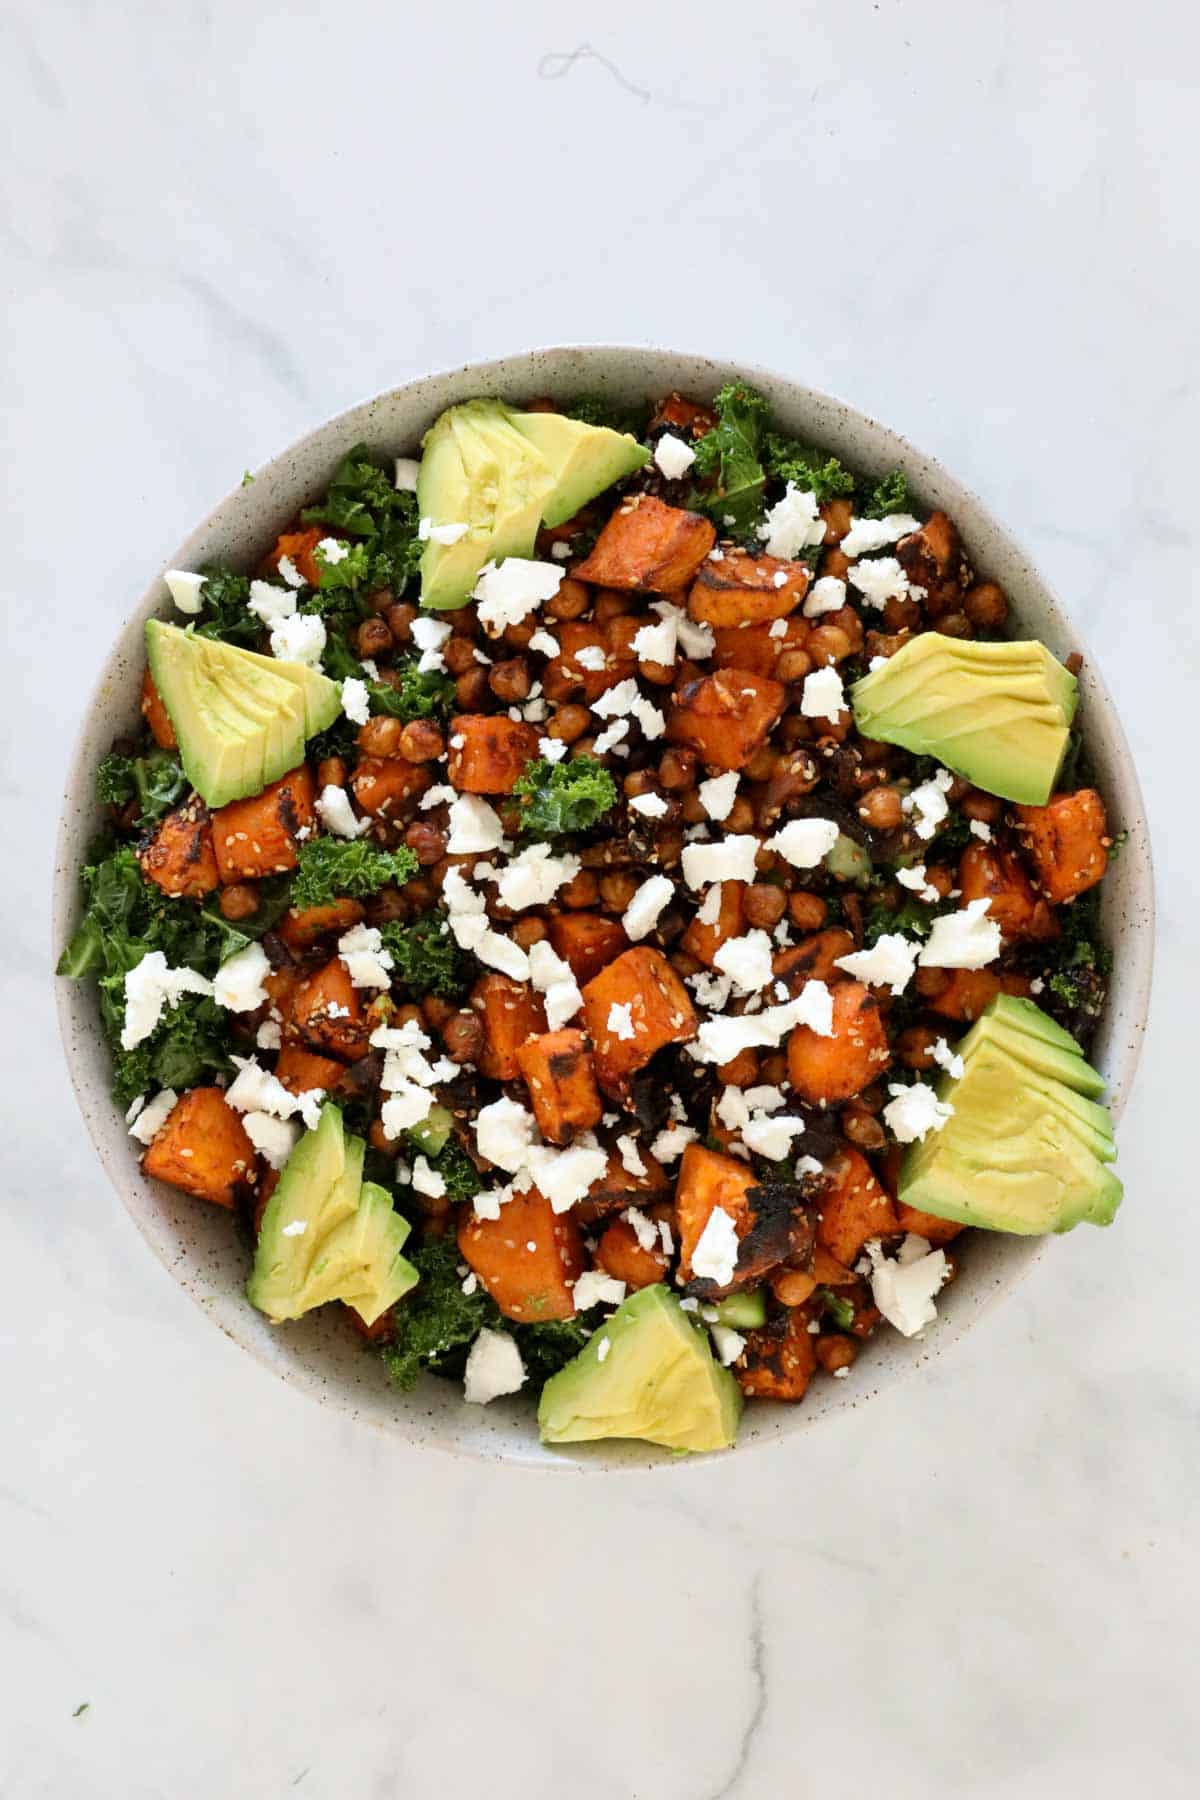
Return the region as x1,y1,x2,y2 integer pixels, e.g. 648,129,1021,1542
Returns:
545,578,590,621
489,657,532,703
864,630,910,662
654,827,684,867
725,796,757,834
454,668,491,710
716,1048,760,1087
403,820,446,866
680,789,708,825
759,1052,788,1087
963,581,1008,630
442,1010,484,1064
448,602,479,637
421,994,455,1032
402,874,436,909
503,617,537,650
366,586,395,616
442,636,478,675
546,704,591,744
961,788,1003,823
776,648,813,685
896,1025,942,1071
857,785,904,830
936,610,974,639
658,748,697,791
772,1268,818,1306
743,883,786,929
398,719,445,763
560,869,600,909
822,547,851,581
882,596,921,633
814,1335,858,1376
369,1119,400,1158
622,768,657,798
807,624,854,667
819,496,853,543
1065,652,1084,676
923,864,955,900
787,892,828,931
670,949,702,979
219,882,260,921
914,965,952,999
511,916,548,950
638,658,677,687
356,617,393,660
827,605,864,652
841,1108,886,1152
316,756,346,790
594,589,633,622
744,744,781,782
570,737,597,759
541,663,584,704
357,716,404,759
384,601,416,642
857,734,893,767
599,870,639,912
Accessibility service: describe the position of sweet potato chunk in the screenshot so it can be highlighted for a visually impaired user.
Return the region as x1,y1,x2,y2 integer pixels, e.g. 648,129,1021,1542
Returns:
574,1149,672,1224
142,1087,256,1208
140,669,177,749
278,898,365,950
817,1148,899,1266
957,842,1057,942
581,948,697,1094
773,929,857,992
572,494,716,592
472,974,547,1082
138,795,219,899
457,1188,584,1322
291,957,372,1061
266,526,324,588
516,1028,603,1144
446,714,540,794
545,620,639,703
896,510,969,615
688,549,809,627
894,1201,964,1247
736,1307,818,1402
712,617,809,678
351,756,431,819
273,1044,344,1099
1014,789,1109,904
595,1216,670,1290
676,1144,758,1282
212,766,317,883
681,880,746,967
787,979,890,1104
547,913,629,986
676,1144,816,1298
926,967,1033,1022
666,669,786,771
649,393,716,437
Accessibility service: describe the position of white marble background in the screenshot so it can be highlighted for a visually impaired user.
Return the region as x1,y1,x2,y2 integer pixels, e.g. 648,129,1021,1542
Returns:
3,1,1197,1794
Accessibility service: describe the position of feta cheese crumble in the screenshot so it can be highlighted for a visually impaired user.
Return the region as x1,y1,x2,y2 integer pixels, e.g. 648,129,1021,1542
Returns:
527,938,583,1031
411,614,453,673
463,1329,526,1404
803,575,847,619
681,836,760,890
337,923,393,989
128,1088,178,1145
622,874,674,942
213,941,271,1013
315,783,368,839
835,932,919,995
607,1002,636,1042
864,1236,949,1337
847,557,926,610
883,1081,955,1143
766,817,839,868
472,558,563,632
632,615,677,665
164,569,206,615
896,863,941,905
713,929,775,995
902,766,954,841
572,1270,627,1311
800,666,846,721
242,1112,301,1170
629,791,669,819
393,456,420,491
691,1206,740,1287
918,898,1002,970
698,771,739,822
653,432,697,480
121,953,214,1051
711,1324,746,1367
446,794,505,854
757,484,826,559
248,579,295,625
340,676,371,726
418,517,470,545
839,514,920,558
932,1037,965,1079
269,612,326,668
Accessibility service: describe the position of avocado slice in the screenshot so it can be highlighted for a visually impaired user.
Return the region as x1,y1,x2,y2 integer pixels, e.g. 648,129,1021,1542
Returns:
306,1180,419,1328
538,1284,742,1454
247,1104,348,1318
145,620,337,807
850,634,1078,805
508,408,650,527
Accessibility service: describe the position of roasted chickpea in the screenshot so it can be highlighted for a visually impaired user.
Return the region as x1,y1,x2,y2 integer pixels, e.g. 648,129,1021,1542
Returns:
403,820,446,866
814,1335,858,1376
489,657,532,703
545,578,590,621
759,1052,788,1086
963,581,1008,630
511,916,548,950
882,596,921,633
658,748,697,791
356,617,393,660
914,965,952,999
366,586,395,616
316,756,346,790
743,883,786,928
357,715,405,759
775,648,813,685
599,870,639,912
936,610,974,639
442,1010,484,1064
594,589,633,622
546,704,591,744
560,870,600,909
442,636,478,675
398,719,445,762
670,949,702,980
638,658,677,687
680,790,708,825
384,601,416,642
502,617,537,650
218,882,260,921
807,624,854,667
787,892,828,931
369,1119,400,1158
716,1048,760,1087
449,602,479,637
960,788,1003,824
454,667,490,710
923,864,955,900
857,785,904,830
725,796,757,834
896,1025,942,1071
841,1107,886,1152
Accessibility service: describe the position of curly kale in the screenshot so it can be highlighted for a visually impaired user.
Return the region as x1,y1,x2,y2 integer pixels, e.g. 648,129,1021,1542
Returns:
1041,888,1111,1040
691,381,770,531
381,910,470,1000
97,746,190,831
863,893,940,946
193,567,261,647
512,1317,595,1388
422,1140,482,1205
861,467,911,519
321,628,455,721
761,434,856,505
512,755,617,838
561,394,650,437
378,1235,499,1391
300,443,422,595
291,838,418,910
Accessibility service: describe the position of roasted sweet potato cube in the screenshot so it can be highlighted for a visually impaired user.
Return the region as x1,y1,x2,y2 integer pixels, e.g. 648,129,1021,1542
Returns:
676,1144,757,1281
787,979,890,1104
212,766,317,882
817,1148,899,1265
574,1149,672,1224
547,913,629,986
957,842,1058,942
735,1306,818,1402
666,669,787,772
472,974,547,1082
446,714,540,794
896,510,968,615
894,1200,964,1247
712,617,809,679
545,621,639,704
773,929,858,992
140,668,177,749
291,957,372,1061
681,880,746,967
926,967,1033,1022
266,526,324,587
688,549,810,627
457,1188,585,1322
516,1028,603,1145
677,1144,816,1298
595,1216,670,1290
351,756,431,819
138,795,219,899
142,1087,256,1208
278,898,365,950
572,494,716,592
648,393,716,437
273,1044,344,1099
1014,789,1110,904
581,948,697,1094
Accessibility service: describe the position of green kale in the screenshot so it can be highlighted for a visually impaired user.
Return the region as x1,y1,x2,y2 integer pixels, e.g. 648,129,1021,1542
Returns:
97,752,136,808
761,434,856,504
379,1235,499,1391
691,381,770,531
562,394,649,436
512,755,617,838
300,444,422,594
291,838,418,910
96,749,189,829
861,467,910,519
1041,889,1111,1038
381,909,470,999
194,567,261,647
512,1316,595,1388
315,540,371,591
420,1139,481,1205
863,894,939,945
321,628,455,722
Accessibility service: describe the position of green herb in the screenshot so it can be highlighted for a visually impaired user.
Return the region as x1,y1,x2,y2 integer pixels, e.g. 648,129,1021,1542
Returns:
300,443,422,594
72,1703,90,1719
761,434,856,504
863,895,939,945
691,381,770,530
193,567,261,647
291,838,418,910
512,755,617,838
861,467,910,519
315,540,371,591
96,752,136,808
321,629,455,722
381,910,470,999
379,1235,499,1391
1041,888,1111,1034
418,1139,481,1205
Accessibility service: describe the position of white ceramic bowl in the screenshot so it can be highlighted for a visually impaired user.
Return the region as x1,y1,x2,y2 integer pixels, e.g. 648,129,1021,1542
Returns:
53,346,1155,1470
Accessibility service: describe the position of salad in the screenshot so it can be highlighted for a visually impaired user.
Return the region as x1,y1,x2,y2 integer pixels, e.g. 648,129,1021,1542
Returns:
58,382,1123,1454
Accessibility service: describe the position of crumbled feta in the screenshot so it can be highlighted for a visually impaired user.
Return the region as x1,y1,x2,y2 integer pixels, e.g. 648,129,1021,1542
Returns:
969,818,994,842
800,666,846,720
698,772,739,822
839,514,920,558
317,537,349,567
769,618,789,640
315,783,368,839
420,783,457,810
695,883,724,927
593,719,629,756
742,1112,806,1160
527,1141,609,1213
527,938,583,1030
757,484,825,559
393,456,420,491
447,794,505,854
883,1081,955,1144
711,1324,746,1366
903,766,954,841
492,843,580,911
337,922,393,989
848,557,925,610
475,1096,536,1174
256,1015,282,1051
572,1270,627,1311
341,676,371,726
419,517,470,545
164,569,205,615
681,835,760,890
463,1328,526,1404
931,1037,965,1079
460,1270,478,1295
864,1237,948,1337
576,645,608,672
617,1135,647,1178
607,1003,636,1041
691,983,833,1064
622,874,674,942
213,941,272,1013
621,1206,658,1252
591,678,665,740
630,791,669,819
411,614,453,673
919,898,1002,970
270,612,326,668
242,1112,301,1170
632,615,677,664
550,541,572,561
835,932,918,995
120,952,214,1051
528,629,560,658
713,930,774,995
896,863,941,905
803,575,847,619
650,599,714,661
653,432,697,480
767,817,839,868
691,1206,740,1287
247,579,296,625
538,735,568,764
650,1122,698,1163
472,557,562,632
128,1088,178,1145
412,1155,447,1199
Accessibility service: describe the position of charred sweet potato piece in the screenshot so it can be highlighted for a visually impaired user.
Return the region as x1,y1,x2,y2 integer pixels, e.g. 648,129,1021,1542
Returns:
547,913,630,986
773,928,857,991
681,880,746,967
688,549,810,627
666,669,787,771
895,510,969,616
138,795,219,899
572,494,716,592
278,898,365,950
544,620,640,704
816,1147,899,1265
677,1146,817,1298
1013,789,1110,904
351,756,431,819
957,842,1057,942
291,957,372,1061
140,669,177,749
472,974,547,1082
212,766,317,883
594,1215,670,1289
649,393,716,437
736,1306,818,1401
446,714,540,794
273,1044,344,1099
712,616,809,678
676,1144,757,1281
581,948,697,1094
266,526,324,588
926,967,1033,1021
516,1028,603,1145
894,1201,964,1247
142,1087,256,1208
787,979,890,1104
574,1149,672,1225
457,1188,585,1323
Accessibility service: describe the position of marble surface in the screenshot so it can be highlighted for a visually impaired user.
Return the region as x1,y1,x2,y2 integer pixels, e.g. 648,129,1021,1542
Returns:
2,2,1196,1793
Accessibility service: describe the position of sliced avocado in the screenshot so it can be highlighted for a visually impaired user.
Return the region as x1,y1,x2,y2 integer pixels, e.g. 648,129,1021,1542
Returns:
334,1182,419,1328
146,620,319,807
234,643,342,737
968,1017,1107,1101
406,1104,454,1158
850,634,1077,805
508,408,650,527
418,399,556,610
713,1289,766,1330
247,1104,347,1319
984,993,1088,1056
538,1284,742,1454
290,1132,367,1311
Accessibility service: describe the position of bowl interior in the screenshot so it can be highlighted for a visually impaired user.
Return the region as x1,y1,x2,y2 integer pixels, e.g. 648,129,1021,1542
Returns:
53,346,1155,1470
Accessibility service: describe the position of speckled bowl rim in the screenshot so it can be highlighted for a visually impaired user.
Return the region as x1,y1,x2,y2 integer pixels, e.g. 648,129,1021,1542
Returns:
53,344,1155,1473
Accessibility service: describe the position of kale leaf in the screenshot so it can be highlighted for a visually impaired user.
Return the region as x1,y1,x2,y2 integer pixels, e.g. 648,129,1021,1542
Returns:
300,444,422,595
321,628,455,722
378,1235,499,1391
290,838,418,910
561,394,649,437
761,434,857,504
863,894,940,945
381,910,470,1000
193,568,261,647
96,749,189,829
691,381,770,531
512,755,617,838
861,467,910,519
512,1316,595,1388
